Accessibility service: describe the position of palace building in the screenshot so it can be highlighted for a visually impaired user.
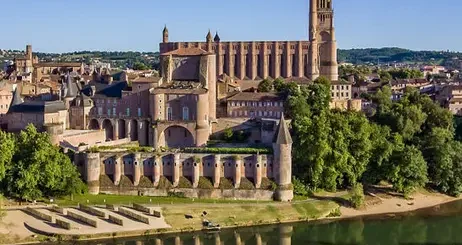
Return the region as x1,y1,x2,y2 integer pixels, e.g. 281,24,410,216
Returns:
160,0,338,82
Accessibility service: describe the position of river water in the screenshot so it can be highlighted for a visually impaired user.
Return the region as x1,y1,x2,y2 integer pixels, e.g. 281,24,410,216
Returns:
41,200,462,245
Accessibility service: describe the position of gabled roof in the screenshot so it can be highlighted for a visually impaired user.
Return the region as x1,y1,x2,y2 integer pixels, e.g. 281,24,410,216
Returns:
274,114,293,144
8,87,23,113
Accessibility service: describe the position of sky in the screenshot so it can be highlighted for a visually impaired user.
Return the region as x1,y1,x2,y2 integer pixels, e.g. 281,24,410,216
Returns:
1,0,461,53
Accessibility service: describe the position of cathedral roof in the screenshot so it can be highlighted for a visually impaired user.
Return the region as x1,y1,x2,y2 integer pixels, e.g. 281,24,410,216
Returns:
162,47,212,56
274,114,293,145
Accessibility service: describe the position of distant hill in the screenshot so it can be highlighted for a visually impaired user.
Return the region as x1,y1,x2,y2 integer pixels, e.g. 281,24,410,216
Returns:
338,47,462,68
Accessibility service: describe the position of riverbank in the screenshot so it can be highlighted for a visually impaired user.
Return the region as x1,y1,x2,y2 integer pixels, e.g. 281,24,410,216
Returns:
1,191,461,245
340,190,462,218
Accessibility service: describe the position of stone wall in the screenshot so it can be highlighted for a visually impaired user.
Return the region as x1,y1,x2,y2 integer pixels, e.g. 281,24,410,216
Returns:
80,151,288,201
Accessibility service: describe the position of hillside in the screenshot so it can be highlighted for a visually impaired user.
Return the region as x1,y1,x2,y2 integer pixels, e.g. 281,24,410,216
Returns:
338,47,462,67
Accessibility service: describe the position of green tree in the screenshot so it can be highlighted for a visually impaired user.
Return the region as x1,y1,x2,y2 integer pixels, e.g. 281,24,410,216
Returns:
257,79,273,92
132,62,150,70
0,131,14,181
4,125,85,200
386,145,428,195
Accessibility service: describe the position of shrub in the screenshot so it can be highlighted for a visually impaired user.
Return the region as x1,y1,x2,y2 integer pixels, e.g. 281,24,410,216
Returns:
239,178,255,190
167,192,185,198
293,177,309,196
223,127,233,141
178,177,192,188
349,183,365,209
219,177,234,190
182,147,272,154
260,178,277,190
198,177,214,189
327,207,342,217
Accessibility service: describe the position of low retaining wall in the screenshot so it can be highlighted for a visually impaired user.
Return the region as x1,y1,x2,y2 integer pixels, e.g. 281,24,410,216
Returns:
25,207,55,223
51,206,67,215
133,203,153,215
78,204,107,218
100,188,275,201
153,210,161,218
55,218,72,230
118,207,150,224
67,211,98,228
106,204,118,211
108,215,124,226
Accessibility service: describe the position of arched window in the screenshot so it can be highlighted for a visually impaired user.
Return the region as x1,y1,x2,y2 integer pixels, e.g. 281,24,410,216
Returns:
182,106,189,121
167,107,172,121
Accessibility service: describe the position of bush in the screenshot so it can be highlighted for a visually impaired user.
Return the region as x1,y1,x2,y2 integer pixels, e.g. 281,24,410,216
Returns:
223,127,233,141
239,178,255,190
349,183,365,209
182,147,272,154
293,177,309,196
327,207,342,217
198,177,214,189
260,178,277,190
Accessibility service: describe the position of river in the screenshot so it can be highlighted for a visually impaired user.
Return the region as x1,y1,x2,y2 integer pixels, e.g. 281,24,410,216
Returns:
39,200,462,245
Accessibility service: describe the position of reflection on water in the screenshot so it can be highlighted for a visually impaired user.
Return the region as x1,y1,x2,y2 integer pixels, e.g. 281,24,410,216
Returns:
41,200,462,245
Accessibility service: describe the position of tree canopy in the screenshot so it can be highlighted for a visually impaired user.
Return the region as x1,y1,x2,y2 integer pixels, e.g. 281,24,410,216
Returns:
284,76,462,196
0,125,86,201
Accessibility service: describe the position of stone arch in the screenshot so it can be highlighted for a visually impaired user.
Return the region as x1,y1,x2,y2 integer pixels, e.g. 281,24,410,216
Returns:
89,119,100,130
160,126,194,148
102,119,114,141
118,119,126,139
130,119,138,141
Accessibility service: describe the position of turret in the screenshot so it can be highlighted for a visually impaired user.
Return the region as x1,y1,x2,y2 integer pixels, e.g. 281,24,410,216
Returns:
8,86,23,113
273,114,293,201
163,25,169,43
214,31,221,43
206,29,213,43
26,45,33,61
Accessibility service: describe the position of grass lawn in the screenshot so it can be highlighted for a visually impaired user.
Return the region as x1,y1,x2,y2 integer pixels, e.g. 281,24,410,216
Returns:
162,200,339,231
55,194,272,206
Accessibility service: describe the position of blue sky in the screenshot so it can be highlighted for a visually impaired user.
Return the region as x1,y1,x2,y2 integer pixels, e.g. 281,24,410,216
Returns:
1,0,461,53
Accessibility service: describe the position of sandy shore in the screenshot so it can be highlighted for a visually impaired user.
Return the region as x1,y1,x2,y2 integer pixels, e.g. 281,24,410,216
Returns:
1,192,461,244
340,192,462,218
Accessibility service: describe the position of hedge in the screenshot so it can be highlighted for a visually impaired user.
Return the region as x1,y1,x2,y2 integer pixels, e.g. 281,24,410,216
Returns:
182,147,273,154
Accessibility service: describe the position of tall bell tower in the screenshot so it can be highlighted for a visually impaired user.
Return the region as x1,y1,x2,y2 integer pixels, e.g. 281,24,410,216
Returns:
308,0,338,81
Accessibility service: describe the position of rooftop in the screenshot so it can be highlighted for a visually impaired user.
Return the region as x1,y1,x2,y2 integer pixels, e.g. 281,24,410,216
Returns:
227,92,282,102
162,48,213,56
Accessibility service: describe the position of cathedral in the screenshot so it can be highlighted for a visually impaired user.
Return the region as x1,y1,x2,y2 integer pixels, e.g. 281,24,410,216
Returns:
159,0,338,82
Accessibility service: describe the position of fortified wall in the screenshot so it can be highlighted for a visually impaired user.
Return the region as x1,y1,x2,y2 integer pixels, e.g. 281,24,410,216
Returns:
77,150,291,201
